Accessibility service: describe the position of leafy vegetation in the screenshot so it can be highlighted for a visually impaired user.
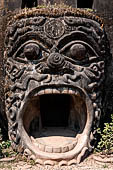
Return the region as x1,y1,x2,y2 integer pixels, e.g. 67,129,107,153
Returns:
0,140,11,150
0,127,12,158
96,113,113,154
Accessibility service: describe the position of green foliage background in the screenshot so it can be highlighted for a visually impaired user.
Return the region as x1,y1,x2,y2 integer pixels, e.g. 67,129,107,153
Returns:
96,114,113,154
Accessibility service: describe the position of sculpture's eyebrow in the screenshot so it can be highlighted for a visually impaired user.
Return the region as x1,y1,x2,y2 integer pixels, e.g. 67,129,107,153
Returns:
8,32,52,57
57,31,101,55
57,31,87,49
59,40,99,57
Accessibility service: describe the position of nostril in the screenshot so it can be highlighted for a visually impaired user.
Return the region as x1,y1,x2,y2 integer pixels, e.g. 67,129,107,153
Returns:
47,53,65,70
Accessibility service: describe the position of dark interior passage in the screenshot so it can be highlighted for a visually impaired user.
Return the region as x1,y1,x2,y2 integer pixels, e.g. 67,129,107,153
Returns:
77,0,93,8
40,94,70,127
21,0,37,9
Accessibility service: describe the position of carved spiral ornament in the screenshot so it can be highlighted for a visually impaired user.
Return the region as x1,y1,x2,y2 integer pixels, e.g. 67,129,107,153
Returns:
47,53,65,70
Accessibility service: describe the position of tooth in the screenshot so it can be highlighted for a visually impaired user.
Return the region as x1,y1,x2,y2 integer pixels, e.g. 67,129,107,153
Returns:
44,160,56,166
69,88,75,94
40,82,43,86
90,132,95,141
68,143,75,151
38,90,44,95
34,93,38,97
30,155,36,160
44,89,52,94
35,159,44,165
88,82,97,90
75,90,80,96
91,93,97,100
53,147,61,153
93,103,97,108
95,111,100,120
61,146,69,153
68,159,76,166
30,136,35,142
24,149,31,156
59,160,67,166
38,144,45,151
45,146,53,153
62,88,68,94
52,88,60,94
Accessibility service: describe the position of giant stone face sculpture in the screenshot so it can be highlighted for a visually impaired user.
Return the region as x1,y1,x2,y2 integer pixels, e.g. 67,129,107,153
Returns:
4,7,110,165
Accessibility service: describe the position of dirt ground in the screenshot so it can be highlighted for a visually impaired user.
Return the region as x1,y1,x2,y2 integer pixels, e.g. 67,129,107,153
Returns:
0,154,113,170
0,141,113,170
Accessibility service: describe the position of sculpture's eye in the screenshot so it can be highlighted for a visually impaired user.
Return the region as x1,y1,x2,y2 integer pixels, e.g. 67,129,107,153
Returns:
24,43,41,60
70,44,86,60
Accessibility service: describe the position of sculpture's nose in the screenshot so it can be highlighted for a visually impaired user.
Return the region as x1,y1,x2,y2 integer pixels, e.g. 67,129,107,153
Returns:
47,53,65,70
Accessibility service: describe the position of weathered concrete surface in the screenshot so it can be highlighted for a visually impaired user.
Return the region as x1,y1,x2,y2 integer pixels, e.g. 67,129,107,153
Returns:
0,7,8,139
0,0,113,141
0,0,21,11
93,0,113,56
93,0,113,12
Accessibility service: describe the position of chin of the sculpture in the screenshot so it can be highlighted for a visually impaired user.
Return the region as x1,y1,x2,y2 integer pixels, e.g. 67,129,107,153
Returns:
17,85,93,164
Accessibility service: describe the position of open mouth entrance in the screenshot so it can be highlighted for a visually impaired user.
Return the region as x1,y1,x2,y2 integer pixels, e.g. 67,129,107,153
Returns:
40,94,70,127
23,92,87,153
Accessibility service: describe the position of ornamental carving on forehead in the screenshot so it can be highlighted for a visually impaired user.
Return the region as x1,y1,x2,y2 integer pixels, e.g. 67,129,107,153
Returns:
4,9,110,165
45,19,65,39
